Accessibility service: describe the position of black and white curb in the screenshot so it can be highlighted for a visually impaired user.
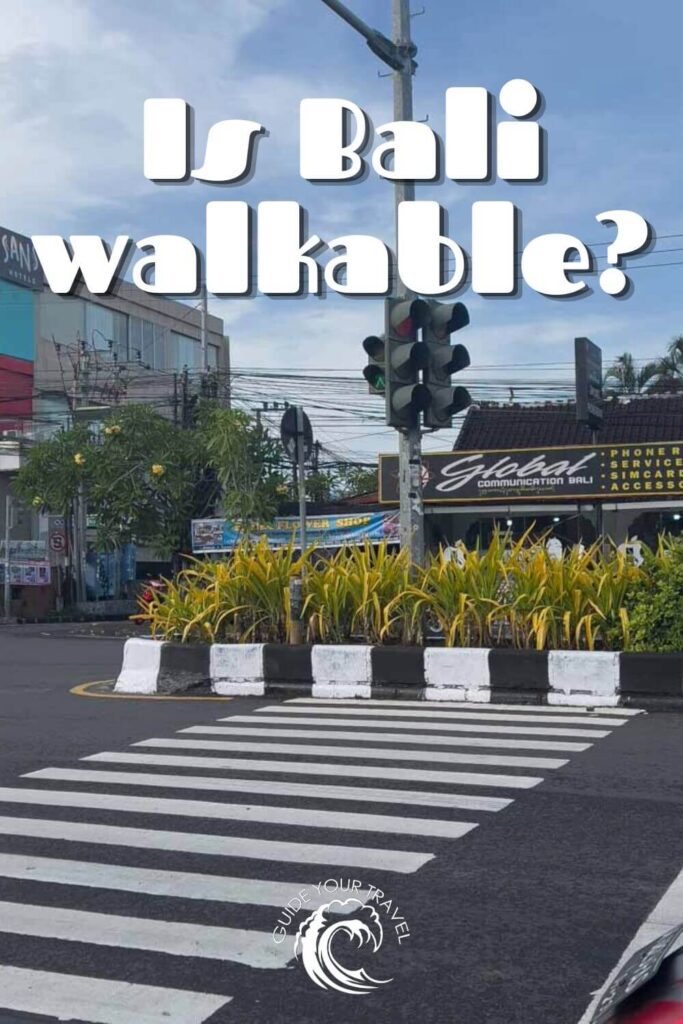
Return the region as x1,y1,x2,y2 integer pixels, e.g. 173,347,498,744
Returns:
115,639,683,706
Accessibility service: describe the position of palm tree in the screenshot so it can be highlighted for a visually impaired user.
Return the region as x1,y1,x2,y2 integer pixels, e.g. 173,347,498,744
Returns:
603,352,660,396
653,336,683,392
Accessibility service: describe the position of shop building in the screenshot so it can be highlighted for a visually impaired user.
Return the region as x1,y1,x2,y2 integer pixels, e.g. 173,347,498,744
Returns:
0,225,230,612
379,395,683,549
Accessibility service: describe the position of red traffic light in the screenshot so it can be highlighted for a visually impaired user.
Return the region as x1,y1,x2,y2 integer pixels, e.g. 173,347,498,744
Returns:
390,298,431,338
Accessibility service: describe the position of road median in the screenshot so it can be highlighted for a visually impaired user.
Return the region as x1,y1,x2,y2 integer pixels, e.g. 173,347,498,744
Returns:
114,639,683,707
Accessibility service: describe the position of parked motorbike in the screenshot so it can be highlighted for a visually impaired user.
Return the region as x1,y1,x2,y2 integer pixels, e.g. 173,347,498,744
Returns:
591,925,683,1022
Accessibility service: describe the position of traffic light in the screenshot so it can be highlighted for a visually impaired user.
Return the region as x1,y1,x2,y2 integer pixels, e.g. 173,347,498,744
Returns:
385,298,432,429
423,300,472,429
362,335,386,395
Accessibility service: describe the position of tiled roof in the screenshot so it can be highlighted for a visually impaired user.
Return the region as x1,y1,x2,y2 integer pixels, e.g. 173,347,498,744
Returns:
454,395,683,451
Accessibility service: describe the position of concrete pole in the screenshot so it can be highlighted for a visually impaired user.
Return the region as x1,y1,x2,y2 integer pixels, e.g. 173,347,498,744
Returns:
200,283,208,372
296,406,307,554
3,494,11,619
393,0,425,567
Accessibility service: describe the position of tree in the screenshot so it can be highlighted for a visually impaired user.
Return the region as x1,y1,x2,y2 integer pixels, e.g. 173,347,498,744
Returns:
197,406,288,527
14,405,210,558
335,465,377,497
12,423,93,516
604,352,660,396
653,335,683,392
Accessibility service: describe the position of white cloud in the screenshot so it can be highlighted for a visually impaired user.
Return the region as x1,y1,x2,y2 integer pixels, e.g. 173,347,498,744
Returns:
0,0,297,229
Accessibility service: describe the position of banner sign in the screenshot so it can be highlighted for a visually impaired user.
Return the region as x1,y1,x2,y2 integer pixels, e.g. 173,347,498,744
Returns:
0,539,48,561
379,442,683,504
192,512,400,553
0,562,51,586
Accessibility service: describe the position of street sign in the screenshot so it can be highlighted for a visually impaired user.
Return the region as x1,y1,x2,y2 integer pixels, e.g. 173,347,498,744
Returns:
49,533,66,554
48,516,67,558
280,406,314,463
575,337,603,431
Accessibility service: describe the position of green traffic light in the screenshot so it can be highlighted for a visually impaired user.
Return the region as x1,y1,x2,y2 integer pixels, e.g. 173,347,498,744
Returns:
363,365,386,392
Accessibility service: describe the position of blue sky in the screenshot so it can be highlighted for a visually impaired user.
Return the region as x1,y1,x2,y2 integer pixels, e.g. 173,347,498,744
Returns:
2,0,682,459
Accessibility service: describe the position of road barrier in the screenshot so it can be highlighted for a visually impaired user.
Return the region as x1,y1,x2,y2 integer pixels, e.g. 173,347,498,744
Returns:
114,639,683,707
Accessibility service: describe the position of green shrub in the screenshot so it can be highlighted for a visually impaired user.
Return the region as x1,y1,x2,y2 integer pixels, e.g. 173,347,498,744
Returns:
625,561,683,652
135,532,683,651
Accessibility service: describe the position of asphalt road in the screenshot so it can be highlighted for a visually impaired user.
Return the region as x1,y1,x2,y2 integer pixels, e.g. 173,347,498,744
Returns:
0,624,682,1024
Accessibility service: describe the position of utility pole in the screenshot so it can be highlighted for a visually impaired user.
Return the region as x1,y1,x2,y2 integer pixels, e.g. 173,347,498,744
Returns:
296,406,307,554
392,0,424,566
200,283,209,372
320,0,424,564
71,340,88,604
3,494,11,620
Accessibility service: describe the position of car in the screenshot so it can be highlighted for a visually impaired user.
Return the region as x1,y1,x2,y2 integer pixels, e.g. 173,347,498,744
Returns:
591,926,683,1023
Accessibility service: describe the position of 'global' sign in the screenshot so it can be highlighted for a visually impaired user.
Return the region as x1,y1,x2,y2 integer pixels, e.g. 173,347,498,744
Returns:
379,442,683,503
0,228,43,289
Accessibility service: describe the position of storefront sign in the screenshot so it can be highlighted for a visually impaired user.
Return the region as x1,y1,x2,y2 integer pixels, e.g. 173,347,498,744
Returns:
0,539,48,561
379,442,683,504
0,227,43,289
192,512,400,552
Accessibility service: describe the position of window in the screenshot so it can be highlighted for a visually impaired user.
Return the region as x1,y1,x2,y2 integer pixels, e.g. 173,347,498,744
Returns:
207,344,219,369
129,316,143,363
112,311,128,361
85,305,128,362
129,317,162,368
141,320,154,367
171,331,202,369
153,323,168,369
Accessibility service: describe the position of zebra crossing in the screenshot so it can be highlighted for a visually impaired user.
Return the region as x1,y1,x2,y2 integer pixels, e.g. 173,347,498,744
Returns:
0,695,640,1022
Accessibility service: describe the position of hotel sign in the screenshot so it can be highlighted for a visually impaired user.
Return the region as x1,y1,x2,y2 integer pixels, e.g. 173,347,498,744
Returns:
379,442,683,504
0,227,43,289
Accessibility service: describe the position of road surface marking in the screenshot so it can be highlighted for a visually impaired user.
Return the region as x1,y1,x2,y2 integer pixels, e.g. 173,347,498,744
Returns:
135,736,569,769
280,704,638,720
0,815,432,872
70,680,232,702
0,965,230,1024
0,786,477,840
282,700,643,716
26,767,512,812
0,900,292,969
254,706,627,727
190,723,594,749
0,851,338,907
84,751,543,789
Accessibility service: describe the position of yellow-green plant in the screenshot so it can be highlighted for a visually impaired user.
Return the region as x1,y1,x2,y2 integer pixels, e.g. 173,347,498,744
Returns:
304,542,419,644
135,531,659,650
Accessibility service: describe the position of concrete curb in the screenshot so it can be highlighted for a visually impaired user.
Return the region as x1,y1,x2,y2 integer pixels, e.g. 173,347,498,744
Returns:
114,640,683,707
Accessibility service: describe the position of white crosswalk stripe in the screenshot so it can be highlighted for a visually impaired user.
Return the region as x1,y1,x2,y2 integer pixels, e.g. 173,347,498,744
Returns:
0,696,632,1022
225,712,614,737
283,697,641,717
182,722,596,749
134,735,570,768
0,785,478,839
249,708,626,727
0,900,293,967
0,851,344,906
26,767,513,811
0,966,230,1024
83,750,545,788
0,814,432,871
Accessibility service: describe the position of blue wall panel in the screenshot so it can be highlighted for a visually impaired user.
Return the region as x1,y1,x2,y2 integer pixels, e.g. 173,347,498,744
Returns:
0,280,35,361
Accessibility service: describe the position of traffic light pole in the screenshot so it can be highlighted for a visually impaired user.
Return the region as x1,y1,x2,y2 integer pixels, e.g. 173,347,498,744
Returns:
320,0,424,565
392,0,424,566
